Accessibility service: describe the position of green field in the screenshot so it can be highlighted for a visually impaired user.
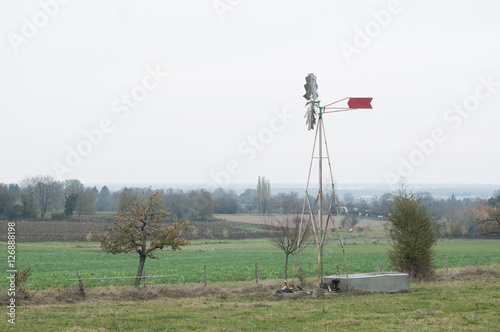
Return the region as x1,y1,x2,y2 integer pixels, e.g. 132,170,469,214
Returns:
2,239,499,290
1,230,499,331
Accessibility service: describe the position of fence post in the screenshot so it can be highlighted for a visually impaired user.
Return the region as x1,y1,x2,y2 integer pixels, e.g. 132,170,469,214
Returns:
77,270,85,297
336,265,340,275
255,262,258,284
445,254,448,274
378,264,381,272
142,270,146,290
476,259,479,271
204,265,207,288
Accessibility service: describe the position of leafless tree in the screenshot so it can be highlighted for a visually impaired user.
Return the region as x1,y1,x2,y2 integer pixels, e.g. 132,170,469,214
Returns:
21,175,63,219
341,192,358,229
266,215,311,280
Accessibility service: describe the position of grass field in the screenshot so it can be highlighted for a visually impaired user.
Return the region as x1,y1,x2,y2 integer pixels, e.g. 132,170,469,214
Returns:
2,219,499,331
1,239,499,290
1,266,499,331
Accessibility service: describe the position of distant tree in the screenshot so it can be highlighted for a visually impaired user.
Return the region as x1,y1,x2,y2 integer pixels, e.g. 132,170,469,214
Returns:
99,192,190,288
194,190,214,220
64,193,78,217
0,184,14,218
472,194,500,238
256,176,271,215
341,193,358,229
266,215,310,280
74,188,96,216
64,180,95,216
20,193,37,219
21,175,63,219
64,179,84,195
97,186,112,211
387,186,438,281
239,188,257,213
213,189,238,214
488,190,500,208
185,190,214,220
8,184,21,202
116,188,136,213
163,189,189,220
372,193,391,217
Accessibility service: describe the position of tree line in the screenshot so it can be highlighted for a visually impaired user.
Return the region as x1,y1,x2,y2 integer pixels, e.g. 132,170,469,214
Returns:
0,175,498,238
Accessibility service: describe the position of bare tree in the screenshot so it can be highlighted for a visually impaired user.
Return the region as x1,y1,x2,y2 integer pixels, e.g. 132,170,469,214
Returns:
21,175,63,219
266,215,310,280
282,192,300,215
341,192,358,229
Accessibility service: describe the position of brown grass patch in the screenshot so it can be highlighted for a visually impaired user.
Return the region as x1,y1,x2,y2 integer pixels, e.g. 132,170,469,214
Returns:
231,281,278,294
3,284,229,306
437,266,500,282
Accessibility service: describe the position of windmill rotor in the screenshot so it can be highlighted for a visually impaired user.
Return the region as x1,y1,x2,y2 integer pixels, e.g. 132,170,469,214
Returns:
303,73,319,101
303,73,319,130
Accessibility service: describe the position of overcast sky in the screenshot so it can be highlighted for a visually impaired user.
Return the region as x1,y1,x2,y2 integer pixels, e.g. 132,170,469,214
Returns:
1,0,499,188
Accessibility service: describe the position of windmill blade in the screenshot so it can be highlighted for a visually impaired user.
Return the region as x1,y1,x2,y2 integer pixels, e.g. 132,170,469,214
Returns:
303,73,319,101
304,104,317,130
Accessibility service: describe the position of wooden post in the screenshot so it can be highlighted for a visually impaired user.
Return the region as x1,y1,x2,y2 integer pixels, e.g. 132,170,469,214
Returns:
142,270,146,290
77,270,85,297
445,254,448,274
378,264,381,272
255,262,258,284
204,265,207,288
476,259,479,271
336,265,340,275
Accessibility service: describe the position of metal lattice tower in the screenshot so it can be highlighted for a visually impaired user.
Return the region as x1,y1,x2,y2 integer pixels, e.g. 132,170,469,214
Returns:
293,73,373,288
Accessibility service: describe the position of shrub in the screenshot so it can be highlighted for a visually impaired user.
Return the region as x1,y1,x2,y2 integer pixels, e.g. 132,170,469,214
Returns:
387,187,438,281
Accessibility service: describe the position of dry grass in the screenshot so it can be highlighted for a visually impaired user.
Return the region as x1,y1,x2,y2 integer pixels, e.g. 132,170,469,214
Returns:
1,284,231,306
437,266,500,282
2,267,498,331
3,266,498,307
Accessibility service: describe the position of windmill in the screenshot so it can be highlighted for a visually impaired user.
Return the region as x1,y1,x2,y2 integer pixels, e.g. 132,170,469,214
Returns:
293,73,373,288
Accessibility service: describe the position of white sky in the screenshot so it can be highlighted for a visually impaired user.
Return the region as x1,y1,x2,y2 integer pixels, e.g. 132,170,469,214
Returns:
1,0,499,188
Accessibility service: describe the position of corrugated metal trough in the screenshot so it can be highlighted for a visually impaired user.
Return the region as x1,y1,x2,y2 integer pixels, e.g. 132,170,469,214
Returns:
323,272,409,293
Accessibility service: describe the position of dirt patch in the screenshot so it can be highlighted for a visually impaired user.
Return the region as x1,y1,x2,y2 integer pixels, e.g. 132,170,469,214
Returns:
215,215,389,228
214,214,282,225
353,218,389,228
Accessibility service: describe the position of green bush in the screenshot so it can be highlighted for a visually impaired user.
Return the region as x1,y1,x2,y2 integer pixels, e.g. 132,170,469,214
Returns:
388,187,438,281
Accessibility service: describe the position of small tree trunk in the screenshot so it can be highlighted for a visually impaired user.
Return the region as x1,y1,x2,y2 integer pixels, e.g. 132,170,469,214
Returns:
255,262,259,284
135,254,146,288
284,254,289,280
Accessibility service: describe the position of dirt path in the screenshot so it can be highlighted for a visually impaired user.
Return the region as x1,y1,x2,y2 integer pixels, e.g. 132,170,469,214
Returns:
214,214,388,228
